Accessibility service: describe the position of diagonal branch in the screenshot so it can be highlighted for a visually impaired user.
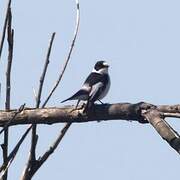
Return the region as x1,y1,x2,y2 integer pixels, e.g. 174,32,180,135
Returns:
0,126,31,177
35,0,80,177
143,109,180,154
42,0,80,108
31,123,71,177
36,32,56,108
0,0,12,61
21,1,80,178
22,33,56,179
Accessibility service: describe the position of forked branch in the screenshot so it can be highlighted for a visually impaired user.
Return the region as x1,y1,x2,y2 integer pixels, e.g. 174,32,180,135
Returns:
0,102,180,156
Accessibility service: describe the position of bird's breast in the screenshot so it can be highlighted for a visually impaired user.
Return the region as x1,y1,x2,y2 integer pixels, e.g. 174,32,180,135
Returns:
99,75,111,100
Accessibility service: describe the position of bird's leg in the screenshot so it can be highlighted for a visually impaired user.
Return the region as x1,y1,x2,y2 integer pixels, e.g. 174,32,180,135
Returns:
71,100,86,112
98,99,104,104
83,100,95,113
69,100,82,113
75,100,80,109
83,100,90,113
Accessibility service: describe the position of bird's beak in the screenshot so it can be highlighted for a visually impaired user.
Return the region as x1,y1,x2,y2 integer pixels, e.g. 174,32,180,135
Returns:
103,62,109,67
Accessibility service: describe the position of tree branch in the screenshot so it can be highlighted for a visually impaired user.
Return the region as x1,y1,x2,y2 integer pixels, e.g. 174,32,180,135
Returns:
0,102,176,126
0,126,31,178
31,1,81,178
20,0,80,179
0,101,180,156
42,0,80,108
2,7,14,180
143,109,180,154
0,0,12,61
29,122,72,177
0,104,25,135
36,32,56,108
22,32,56,179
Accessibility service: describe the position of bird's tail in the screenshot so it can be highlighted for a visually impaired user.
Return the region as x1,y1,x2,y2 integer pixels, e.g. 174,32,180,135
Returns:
61,98,71,103
61,89,89,103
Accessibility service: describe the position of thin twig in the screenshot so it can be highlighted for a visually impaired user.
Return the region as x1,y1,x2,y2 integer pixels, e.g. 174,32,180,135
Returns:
42,0,80,108
35,123,72,174
36,32,56,108
0,0,12,61
32,88,38,103
21,1,80,179
22,33,56,179
0,126,31,176
35,0,80,175
39,0,80,168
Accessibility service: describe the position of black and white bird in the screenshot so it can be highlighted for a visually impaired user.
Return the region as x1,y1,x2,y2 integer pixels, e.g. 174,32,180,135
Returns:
61,61,110,111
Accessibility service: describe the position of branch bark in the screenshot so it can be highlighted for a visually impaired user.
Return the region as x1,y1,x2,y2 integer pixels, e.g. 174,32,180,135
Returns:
0,102,180,156
22,32,56,179
0,0,12,61
2,7,14,180
19,0,80,179
143,109,180,154
0,102,152,126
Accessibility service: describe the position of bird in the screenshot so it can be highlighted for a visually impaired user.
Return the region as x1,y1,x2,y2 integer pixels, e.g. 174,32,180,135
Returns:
61,60,110,111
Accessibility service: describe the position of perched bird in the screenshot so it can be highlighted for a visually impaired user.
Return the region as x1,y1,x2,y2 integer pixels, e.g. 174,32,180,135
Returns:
61,61,110,110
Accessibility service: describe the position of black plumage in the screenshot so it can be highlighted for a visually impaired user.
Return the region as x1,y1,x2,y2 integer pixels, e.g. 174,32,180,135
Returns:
61,61,110,110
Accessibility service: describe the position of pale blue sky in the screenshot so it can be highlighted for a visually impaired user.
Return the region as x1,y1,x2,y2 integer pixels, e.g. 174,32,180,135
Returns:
0,0,180,179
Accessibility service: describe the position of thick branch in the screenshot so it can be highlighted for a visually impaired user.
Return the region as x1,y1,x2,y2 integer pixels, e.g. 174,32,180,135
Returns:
143,109,180,154
0,101,180,157
0,102,156,126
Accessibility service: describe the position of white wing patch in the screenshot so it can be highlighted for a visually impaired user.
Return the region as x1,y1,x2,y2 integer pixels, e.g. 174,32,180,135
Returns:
89,82,103,99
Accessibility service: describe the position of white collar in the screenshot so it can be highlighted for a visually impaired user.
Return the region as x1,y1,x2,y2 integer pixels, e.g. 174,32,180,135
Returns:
92,67,109,75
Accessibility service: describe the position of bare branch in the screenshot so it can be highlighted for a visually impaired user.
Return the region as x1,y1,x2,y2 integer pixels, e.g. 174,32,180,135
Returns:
42,0,80,108
36,32,56,108
5,7,13,111
2,7,14,180
0,104,25,135
0,102,166,126
30,123,71,177
0,101,179,156
27,1,80,177
22,32,56,179
0,0,12,61
20,1,81,178
143,109,180,154
0,126,31,178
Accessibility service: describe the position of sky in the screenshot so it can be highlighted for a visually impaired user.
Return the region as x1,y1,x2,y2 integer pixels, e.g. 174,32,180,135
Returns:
0,0,180,179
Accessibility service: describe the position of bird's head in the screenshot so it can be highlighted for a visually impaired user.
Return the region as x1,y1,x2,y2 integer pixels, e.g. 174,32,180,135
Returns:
93,61,109,74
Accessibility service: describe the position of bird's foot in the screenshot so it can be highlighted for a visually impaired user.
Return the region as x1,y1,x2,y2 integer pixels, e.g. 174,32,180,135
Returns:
98,99,104,104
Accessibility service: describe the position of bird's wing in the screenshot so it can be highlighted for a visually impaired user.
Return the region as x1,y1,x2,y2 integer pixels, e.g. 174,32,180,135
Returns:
84,72,109,102
83,72,103,86
89,82,104,102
